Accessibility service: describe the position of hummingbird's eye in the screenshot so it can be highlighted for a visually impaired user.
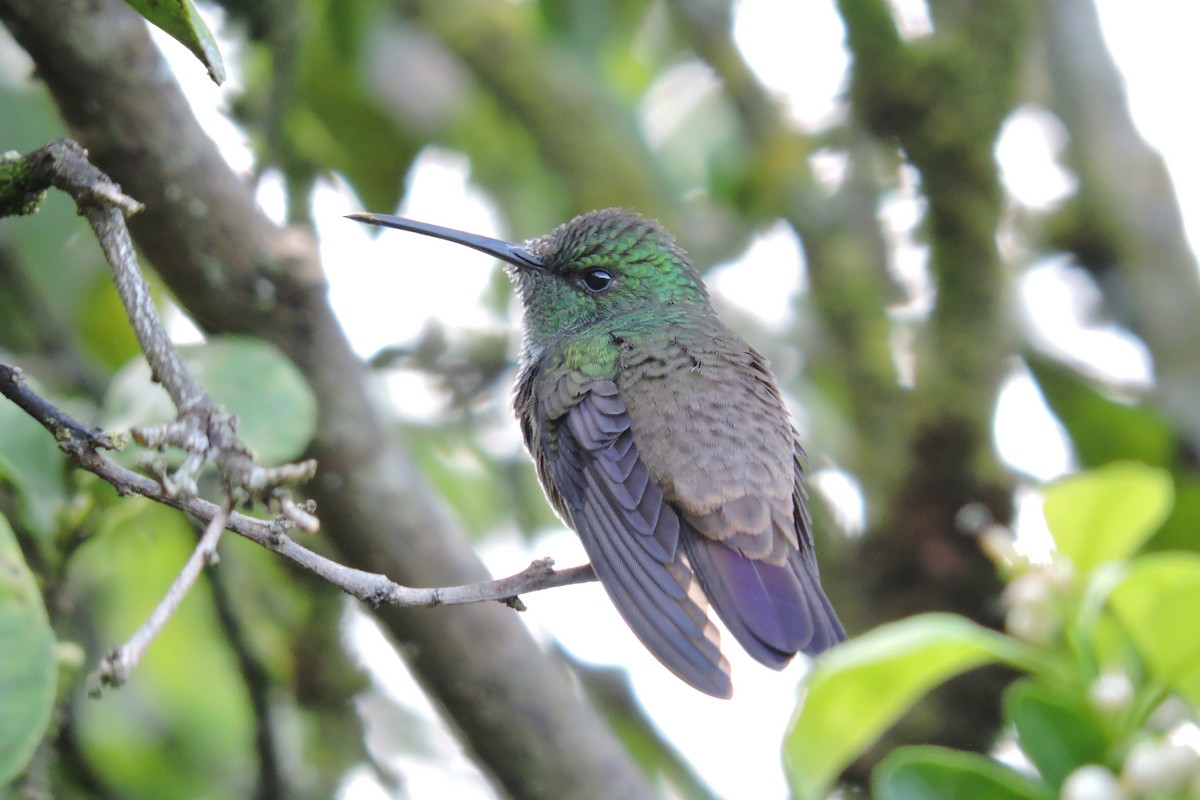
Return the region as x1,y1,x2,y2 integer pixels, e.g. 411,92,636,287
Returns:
580,268,614,293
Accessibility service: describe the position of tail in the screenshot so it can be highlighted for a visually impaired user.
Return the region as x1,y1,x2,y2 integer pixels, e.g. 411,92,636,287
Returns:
681,528,845,668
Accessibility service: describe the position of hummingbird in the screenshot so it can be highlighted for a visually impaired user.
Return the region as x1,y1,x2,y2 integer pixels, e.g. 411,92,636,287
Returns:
349,207,845,697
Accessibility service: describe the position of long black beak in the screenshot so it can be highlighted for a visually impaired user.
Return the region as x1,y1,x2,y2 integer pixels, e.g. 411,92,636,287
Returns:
347,212,544,271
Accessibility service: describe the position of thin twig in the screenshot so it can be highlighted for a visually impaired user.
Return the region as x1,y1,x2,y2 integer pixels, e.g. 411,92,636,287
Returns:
0,363,117,451
91,504,231,693
0,362,597,608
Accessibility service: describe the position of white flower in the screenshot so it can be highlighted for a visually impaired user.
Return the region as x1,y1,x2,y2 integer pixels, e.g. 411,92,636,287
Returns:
1061,765,1124,800
1088,671,1134,715
1122,738,1200,796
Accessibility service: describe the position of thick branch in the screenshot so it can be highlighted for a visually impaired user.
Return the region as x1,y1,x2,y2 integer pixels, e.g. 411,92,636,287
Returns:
1043,0,1200,442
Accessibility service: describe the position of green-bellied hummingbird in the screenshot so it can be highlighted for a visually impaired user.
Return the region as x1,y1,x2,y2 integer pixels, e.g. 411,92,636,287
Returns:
349,207,845,697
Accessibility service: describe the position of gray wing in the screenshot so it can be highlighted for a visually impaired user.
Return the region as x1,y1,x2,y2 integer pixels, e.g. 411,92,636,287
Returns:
549,380,732,697
615,331,847,663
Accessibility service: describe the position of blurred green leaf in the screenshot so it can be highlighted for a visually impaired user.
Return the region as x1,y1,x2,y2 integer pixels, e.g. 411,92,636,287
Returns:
1004,680,1109,791
1144,475,1200,555
784,614,1028,800
538,0,662,80
122,0,226,83
105,336,318,465
0,71,64,154
181,337,318,464
406,426,509,536
0,380,68,538
404,422,560,539
1027,360,1200,556
1026,357,1174,469
1043,462,1172,574
0,512,57,784
77,269,144,371
72,500,253,797
1108,553,1200,705
287,0,421,213
1,189,113,369
874,746,1052,800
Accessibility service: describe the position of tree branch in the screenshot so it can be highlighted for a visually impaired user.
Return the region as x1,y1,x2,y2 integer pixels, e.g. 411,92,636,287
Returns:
1042,0,1200,443
18,139,322,510
25,140,200,411
0,363,599,613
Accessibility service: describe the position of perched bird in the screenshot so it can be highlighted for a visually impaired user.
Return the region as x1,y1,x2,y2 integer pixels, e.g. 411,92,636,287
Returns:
350,208,845,697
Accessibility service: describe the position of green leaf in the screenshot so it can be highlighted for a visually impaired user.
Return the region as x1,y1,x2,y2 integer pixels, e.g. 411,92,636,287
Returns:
1043,463,1173,574
182,338,318,464
105,336,318,465
874,746,1052,800
1108,553,1200,704
1004,680,1109,791
0,512,57,783
71,502,252,796
1026,357,1175,469
287,0,421,213
1144,475,1200,555
122,0,226,84
1026,360,1199,559
784,614,1027,800
77,269,145,370
0,381,68,538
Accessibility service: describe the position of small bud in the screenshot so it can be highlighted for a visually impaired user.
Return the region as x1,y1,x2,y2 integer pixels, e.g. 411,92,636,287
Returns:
1005,601,1059,645
1122,738,1200,796
1004,571,1053,608
1062,765,1124,800
980,525,1020,567
55,641,87,669
1088,671,1134,715
1043,556,1076,591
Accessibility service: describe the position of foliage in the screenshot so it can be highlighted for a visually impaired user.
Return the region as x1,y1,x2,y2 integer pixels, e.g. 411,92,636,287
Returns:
0,512,56,784
121,0,225,83
785,463,1200,799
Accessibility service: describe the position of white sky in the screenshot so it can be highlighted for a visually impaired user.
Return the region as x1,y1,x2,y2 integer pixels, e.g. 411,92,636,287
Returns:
147,1,1200,798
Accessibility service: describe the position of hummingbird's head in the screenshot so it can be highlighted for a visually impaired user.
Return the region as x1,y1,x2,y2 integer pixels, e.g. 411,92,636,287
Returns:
514,208,709,340
349,208,710,352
